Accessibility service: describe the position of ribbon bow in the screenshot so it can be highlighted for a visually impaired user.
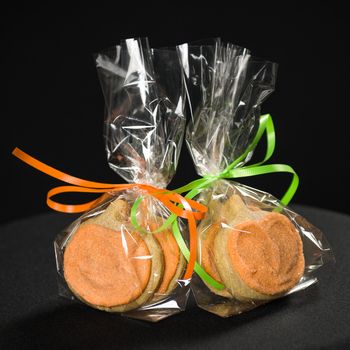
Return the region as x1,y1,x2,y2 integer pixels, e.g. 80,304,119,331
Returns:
12,147,207,280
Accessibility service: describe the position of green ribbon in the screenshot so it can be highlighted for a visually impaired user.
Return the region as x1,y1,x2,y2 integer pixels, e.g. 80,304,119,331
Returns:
130,114,299,290
174,114,299,205
130,196,177,234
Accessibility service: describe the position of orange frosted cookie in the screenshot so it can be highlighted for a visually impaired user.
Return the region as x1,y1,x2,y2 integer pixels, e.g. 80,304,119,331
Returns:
199,222,232,297
258,213,305,290
153,229,185,295
198,195,305,301
201,223,222,283
213,203,304,300
64,224,151,307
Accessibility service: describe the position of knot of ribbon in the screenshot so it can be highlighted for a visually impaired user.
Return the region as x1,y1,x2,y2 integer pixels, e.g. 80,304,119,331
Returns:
11,147,207,280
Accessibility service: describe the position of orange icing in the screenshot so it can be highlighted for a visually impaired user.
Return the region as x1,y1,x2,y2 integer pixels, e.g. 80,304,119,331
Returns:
64,223,151,307
227,213,304,295
201,223,223,283
154,230,180,294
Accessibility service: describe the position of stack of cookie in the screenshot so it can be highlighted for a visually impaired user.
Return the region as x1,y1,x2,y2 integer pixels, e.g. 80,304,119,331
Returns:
63,198,186,312
198,195,305,312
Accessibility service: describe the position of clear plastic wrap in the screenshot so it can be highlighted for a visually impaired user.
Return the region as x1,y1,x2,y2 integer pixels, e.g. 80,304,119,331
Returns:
54,38,188,322
177,38,334,317
96,38,185,187
177,38,277,175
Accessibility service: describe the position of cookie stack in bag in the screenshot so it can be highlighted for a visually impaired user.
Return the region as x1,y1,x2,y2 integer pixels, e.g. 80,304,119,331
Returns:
198,194,305,302
176,38,332,317
64,197,187,313
53,37,190,322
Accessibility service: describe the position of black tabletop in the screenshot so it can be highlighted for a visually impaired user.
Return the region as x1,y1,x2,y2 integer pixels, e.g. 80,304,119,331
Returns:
0,205,349,349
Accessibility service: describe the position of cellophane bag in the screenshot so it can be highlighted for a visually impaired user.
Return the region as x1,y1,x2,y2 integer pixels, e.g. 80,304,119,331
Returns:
177,38,334,317
54,38,188,322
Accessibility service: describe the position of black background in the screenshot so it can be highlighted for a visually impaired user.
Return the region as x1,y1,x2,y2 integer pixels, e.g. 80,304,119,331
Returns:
2,2,349,223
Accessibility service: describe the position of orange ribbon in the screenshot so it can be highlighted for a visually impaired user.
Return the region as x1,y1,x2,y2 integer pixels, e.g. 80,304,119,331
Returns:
12,147,207,279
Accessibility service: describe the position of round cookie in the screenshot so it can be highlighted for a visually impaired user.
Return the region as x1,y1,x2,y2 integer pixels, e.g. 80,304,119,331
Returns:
153,229,186,297
65,224,149,311
198,195,266,298
214,211,305,301
198,221,232,298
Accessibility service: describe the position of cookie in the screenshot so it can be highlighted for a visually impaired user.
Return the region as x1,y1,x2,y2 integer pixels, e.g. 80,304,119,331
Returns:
63,199,164,312
153,229,186,296
199,221,232,297
198,195,305,301
198,195,266,297
213,195,305,300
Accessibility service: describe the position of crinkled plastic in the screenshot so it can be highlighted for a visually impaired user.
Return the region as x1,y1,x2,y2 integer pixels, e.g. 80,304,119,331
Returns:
54,38,188,322
177,38,277,175
97,38,185,187
177,38,334,317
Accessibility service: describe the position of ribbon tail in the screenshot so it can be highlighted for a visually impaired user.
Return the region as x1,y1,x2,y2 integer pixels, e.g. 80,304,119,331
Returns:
172,220,225,290
226,163,299,206
12,148,120,189
12,147,138,213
